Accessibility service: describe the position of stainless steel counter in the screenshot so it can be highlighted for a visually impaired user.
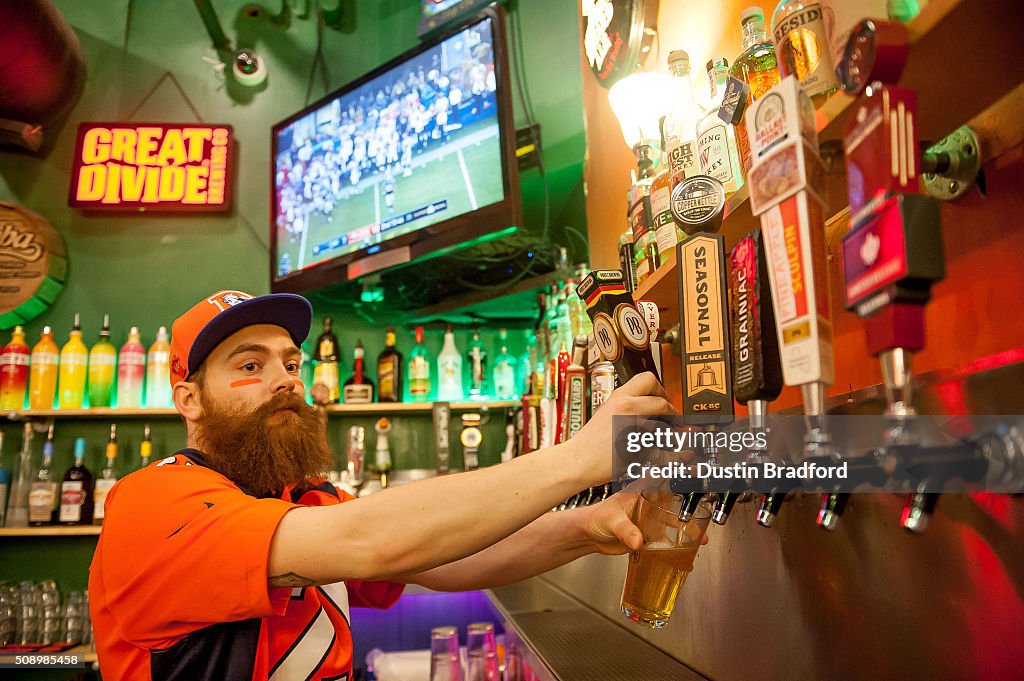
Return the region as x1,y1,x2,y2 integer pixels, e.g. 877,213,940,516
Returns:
487,578,708,681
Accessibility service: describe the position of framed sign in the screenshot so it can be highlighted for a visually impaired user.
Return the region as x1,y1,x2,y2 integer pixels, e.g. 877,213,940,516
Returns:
0,203,67,329
68,123,233,212
581,0,659,88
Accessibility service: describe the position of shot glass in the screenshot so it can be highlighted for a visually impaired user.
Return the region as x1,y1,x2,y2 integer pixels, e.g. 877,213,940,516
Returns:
620,491,711,628
430,625,464,681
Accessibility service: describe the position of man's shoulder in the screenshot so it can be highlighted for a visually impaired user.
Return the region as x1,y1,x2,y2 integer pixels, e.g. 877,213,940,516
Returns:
110,451,240,506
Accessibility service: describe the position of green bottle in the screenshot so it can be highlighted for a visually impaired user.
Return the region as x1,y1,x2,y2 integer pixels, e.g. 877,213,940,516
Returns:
87,315,116,408
407,326,432,402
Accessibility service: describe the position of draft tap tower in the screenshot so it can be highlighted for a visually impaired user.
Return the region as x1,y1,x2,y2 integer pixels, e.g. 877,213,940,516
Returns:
837,19,946,533
745,75,835,528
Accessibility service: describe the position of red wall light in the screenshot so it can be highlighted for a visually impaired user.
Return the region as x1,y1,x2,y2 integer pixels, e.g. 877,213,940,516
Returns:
68,123,233,212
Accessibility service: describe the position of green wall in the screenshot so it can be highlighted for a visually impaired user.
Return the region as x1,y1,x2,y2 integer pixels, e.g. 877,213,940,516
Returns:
0,2,586,675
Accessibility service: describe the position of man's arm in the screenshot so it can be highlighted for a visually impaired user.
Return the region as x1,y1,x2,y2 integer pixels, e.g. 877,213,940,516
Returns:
396,494,643,592
267,374,674,588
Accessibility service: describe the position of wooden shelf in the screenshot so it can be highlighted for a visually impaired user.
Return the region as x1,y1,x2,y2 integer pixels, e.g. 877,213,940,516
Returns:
323,400,519,415
0,401,520,420
2,407,179,419
632,0,1024,326
0,526,102,537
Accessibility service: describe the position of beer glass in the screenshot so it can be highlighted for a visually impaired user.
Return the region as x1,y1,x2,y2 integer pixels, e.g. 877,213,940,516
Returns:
620,491,711,628
466,622,499,681
430,625,464,681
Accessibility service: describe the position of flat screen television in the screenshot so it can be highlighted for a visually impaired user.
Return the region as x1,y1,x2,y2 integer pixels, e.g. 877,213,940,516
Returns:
270,7,520,294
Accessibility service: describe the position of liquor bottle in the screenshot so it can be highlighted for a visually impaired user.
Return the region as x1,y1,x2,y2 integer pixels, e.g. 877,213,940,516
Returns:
697,58,744,195
87,315,116,408
407,326,432,402
300,341,314,403
377,326,404,402
60,437,93,525
312,317,341,404
731,7,782,172
145,326,171,408
437,324,463,401
58,314,88,409
117,327,146,408
629,145,660,285
650,166,679,261
342,340,374,403
466,327,488,400
493,329,516,400
0,326,30,410
569,265,594,337
28,326,59,410
517,331,537,397
93,424,119,525
662,50,703,189
139,424,153,469
0,448,8,527
772,0,839,107
29,425,58,526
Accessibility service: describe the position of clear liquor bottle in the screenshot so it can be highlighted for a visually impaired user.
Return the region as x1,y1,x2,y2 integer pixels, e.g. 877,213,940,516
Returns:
662,50,703,188
28,425,57,526
493,329,516,400
696,58,744,195
407,326,432,402
437,325,463,402
466,328,488,400
731,7,782,172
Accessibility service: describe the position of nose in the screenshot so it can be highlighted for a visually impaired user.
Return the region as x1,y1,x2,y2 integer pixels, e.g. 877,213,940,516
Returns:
269,362,298,395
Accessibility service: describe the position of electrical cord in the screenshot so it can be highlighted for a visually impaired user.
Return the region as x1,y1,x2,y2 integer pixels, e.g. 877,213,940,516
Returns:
304,9,330,105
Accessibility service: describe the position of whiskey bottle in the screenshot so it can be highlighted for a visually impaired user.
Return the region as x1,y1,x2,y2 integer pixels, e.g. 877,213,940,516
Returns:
60,438,93,525
312,317,341,404
376,326,404,402
696,58,744,195
28,425,58,526
342,340,375,403
771,0,839,107
138,424,153,469
731,7,782,172
662,50,702,188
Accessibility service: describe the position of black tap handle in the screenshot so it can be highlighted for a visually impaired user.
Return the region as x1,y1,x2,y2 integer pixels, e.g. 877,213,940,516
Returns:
756,492,786,528
712,491,741,525
901,491,938,533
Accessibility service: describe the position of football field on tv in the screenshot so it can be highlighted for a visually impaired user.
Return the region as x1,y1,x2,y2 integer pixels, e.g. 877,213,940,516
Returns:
292,120,504,272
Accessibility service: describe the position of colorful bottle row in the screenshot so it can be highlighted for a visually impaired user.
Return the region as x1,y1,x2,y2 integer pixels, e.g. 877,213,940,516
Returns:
0,317,172,410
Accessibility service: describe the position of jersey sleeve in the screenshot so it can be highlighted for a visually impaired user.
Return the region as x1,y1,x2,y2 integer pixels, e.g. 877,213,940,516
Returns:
91,462,297,648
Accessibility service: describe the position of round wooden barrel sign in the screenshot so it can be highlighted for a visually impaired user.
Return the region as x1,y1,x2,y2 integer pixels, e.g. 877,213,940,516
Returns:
0,202,67,330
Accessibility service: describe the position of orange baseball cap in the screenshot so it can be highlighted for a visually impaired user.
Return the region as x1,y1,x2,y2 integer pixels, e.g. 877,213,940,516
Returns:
169,290,312,387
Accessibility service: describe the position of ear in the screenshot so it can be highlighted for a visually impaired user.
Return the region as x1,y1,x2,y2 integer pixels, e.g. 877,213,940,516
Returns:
172,381,204,422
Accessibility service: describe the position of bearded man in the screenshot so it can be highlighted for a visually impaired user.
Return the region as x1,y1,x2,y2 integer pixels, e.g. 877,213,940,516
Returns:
88,290,676,680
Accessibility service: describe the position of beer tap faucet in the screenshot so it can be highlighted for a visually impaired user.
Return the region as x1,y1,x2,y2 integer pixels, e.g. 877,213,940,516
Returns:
838,19,946,532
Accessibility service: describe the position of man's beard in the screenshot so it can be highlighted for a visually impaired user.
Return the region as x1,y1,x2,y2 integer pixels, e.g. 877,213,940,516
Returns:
193,390,332,497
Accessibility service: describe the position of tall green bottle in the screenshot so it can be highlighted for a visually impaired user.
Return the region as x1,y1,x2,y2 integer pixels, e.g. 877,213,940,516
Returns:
88,315,117,408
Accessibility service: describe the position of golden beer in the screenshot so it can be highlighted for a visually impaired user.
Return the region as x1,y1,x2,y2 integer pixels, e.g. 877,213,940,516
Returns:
621,538,699,628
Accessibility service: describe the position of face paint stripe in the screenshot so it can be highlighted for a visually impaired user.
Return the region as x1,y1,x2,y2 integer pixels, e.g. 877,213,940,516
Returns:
229,378,263,388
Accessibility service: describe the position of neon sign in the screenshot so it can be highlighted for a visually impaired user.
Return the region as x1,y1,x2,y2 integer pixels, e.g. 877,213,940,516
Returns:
69,123,233,211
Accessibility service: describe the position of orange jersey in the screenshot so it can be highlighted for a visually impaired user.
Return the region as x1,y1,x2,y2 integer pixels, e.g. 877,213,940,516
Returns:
88,449,403,680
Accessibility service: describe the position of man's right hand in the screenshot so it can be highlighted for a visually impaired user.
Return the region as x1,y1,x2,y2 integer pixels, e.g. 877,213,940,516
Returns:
567,372,678,487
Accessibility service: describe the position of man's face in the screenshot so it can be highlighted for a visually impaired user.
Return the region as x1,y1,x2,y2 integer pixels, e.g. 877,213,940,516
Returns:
188,324,332,496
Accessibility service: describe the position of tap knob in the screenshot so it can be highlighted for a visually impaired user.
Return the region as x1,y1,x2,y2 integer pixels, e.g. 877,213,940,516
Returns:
712,491,741,525
756,493,786,528
680,492,704,521
817,493,849,531
900,491,938,533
